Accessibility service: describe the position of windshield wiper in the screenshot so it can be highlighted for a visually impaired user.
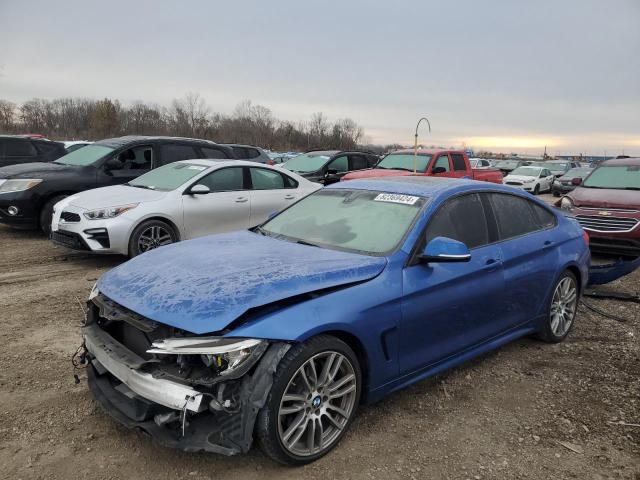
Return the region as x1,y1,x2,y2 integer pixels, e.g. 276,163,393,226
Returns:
127,184,155,190
623,187,640,190
392,167,414,172
295,239,320,247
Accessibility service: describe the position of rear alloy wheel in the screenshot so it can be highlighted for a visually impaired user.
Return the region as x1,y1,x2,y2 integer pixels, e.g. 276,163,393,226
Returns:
256,336,361,465
128,219,177,257
537,271,578,342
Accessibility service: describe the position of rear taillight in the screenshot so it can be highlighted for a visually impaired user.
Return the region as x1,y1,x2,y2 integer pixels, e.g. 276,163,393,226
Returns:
582,230,589,245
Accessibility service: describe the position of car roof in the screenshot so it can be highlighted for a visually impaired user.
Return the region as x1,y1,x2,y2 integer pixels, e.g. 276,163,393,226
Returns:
327,176,521,198
391,148,465,155
174,159,287,169
600,157,640,166
94,136,221,148
221,143,264,150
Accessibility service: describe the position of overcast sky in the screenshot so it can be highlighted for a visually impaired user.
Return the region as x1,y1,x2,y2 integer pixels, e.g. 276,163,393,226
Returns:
1,0,638,155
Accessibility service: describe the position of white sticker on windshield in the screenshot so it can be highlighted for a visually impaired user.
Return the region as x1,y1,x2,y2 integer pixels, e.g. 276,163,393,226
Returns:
187,166,207,171
374,193,419,205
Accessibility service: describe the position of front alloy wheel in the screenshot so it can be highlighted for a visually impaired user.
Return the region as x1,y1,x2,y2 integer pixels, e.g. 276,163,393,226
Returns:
256,336,361,465
128,219,177,257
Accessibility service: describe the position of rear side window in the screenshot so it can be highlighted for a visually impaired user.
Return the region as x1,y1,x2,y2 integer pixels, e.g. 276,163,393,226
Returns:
246,148,261,159
4,139,37,157
201,147,229,159
350,155,368,170
198,167,244,192
531,203,556,229
327,156,348,173
488,193,543,240
451,153,467,171
424,193,490,249
231,146,249,159
160,144,198,165
250,167,285,190
367,155,378,167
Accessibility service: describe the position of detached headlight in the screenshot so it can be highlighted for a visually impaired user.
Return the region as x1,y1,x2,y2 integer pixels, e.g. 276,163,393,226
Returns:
83,203,138,220
147,337,268,378
0,179,42,194
560,196,574,210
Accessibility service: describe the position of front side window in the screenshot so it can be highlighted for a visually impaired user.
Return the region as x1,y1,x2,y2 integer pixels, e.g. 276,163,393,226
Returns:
451,153,467,171
433,155,451,172
128,162,208,191
582,165,640,190
250,168,285,190
112,145,152,170
198,167,244,192
376,153,433,172
55,144,115,166
424,193,489,249
327,156,348,173
262,189,427,254
488,193,542,240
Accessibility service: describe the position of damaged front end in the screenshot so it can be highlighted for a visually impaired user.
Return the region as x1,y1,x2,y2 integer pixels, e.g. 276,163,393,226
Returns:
82,291,290,455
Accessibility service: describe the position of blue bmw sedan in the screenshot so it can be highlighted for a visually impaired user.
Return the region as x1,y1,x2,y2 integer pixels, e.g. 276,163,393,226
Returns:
81,177,590,465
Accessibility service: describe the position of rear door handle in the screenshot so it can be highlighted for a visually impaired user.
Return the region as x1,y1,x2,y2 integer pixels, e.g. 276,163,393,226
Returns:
284,195,295,200
235,197,248,203
543,240,554,249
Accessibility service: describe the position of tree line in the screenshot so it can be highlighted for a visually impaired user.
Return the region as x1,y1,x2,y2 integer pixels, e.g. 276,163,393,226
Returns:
0,93,367,152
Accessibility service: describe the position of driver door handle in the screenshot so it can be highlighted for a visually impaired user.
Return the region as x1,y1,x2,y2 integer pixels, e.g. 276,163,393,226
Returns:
235,197,248,203
483,258,502,272
284,194,295,200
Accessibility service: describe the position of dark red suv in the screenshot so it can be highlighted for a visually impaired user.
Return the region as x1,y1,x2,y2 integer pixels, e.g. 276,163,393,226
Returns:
559,158,640,257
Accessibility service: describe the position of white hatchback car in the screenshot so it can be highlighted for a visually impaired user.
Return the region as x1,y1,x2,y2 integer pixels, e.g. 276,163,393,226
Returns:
50,160,321,256
502,166,555,195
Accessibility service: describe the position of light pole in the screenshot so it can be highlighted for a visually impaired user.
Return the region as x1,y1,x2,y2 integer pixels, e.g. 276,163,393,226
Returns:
413,117,431,173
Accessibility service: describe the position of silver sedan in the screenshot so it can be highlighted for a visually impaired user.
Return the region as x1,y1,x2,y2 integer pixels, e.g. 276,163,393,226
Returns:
50,160,321,257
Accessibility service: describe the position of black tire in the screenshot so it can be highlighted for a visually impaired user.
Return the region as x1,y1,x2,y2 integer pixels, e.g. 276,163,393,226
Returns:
127,219,177,257
533,184,540,195
40,195,68,234
255,335,361,465
535,270,579,343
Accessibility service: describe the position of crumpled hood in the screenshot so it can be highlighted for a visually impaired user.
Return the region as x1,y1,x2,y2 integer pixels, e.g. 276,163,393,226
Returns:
570,187,640,209
342,169,413,181
97,231,387,334
0,161,79,179
69,185,167,209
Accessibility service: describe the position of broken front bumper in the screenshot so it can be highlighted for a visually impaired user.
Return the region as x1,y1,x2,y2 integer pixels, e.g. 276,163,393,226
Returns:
82,323,290,455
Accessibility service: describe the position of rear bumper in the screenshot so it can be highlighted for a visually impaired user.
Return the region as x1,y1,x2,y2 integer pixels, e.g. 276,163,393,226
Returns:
552,183,575,195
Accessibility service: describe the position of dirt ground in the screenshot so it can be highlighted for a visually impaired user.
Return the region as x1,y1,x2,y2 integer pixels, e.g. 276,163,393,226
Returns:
0,195,638,480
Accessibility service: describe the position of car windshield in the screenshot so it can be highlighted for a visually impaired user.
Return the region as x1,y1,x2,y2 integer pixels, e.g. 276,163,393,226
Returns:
494,160,520,168
582,165,640,190
261,189,427,254
511,167,540,177
128,162,208,191
376,153,433,172
562,168,591,178
54,144,114,166
282,154,330,173
548,162,569,171
527,161,547,168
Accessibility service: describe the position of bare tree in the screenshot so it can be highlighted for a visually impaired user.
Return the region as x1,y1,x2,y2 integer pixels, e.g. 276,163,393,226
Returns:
0,99,16,133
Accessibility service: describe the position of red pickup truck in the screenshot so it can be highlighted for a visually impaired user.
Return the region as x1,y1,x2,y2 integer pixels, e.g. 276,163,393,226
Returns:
341,149,503,183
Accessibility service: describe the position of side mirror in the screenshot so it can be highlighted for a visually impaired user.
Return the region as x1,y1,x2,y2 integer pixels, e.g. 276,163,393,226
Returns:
432,166,446,174
419,237,471,263
103,157,122,171
326,169,338,176
571,177,582,186
189,184,211,195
